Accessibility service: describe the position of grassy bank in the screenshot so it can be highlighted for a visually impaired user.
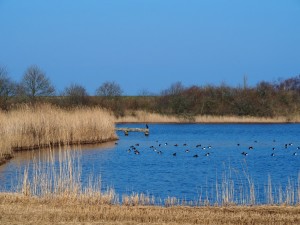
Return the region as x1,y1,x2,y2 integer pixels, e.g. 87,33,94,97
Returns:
1,193,300,225
0,105,117,165
115,110,300,123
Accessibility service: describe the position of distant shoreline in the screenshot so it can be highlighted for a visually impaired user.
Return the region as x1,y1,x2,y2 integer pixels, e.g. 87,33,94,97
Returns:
115,111,300,124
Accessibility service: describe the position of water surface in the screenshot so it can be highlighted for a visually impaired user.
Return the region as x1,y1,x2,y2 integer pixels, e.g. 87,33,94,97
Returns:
1,124,300,204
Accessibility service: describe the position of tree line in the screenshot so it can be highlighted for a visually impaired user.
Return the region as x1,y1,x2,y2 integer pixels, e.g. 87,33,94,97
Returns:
1,65,299,118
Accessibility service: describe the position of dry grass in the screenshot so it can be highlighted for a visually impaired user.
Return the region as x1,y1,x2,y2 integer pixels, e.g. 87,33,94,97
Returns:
116,110,300,123
116,110,184,123
1,193,300,225
0,104,117,165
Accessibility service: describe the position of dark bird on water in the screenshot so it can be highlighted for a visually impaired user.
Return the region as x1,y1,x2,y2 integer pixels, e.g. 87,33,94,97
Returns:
193,154,198,158
173,153,176,156
146,124,149,129
271,153,275,157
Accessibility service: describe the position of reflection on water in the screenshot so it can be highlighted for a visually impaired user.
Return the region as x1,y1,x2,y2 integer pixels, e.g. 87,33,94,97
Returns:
1,123,300,204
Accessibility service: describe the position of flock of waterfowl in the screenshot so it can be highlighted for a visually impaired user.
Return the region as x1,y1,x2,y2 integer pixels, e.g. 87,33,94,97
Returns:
117,140,300,158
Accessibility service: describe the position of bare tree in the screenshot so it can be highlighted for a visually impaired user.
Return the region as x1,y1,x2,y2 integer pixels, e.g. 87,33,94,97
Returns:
95,81,123,97
161,81,185,96
21,65,55,99
0,67,15,96
63,83,89,105
0,66,16,109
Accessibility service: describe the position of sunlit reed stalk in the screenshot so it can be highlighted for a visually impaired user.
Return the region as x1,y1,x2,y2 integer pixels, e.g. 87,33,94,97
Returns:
15,145,300,207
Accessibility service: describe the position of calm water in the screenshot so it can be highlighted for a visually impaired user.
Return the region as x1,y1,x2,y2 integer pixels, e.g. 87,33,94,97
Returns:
1,124,300,204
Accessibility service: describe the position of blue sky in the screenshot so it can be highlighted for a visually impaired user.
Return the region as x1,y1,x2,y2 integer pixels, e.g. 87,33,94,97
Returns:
0,0,300,95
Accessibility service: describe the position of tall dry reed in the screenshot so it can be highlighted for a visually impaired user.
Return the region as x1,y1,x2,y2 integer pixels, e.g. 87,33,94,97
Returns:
116,110,299,123
0,104,117,163
15,146,300,207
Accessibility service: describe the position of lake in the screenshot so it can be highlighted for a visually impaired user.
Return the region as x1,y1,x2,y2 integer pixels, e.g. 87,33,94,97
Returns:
1,123,300,205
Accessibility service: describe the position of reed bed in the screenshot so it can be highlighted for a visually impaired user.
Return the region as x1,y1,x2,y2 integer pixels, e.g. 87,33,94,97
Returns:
116,110,300,123
0,105,117,164
12,146,300,207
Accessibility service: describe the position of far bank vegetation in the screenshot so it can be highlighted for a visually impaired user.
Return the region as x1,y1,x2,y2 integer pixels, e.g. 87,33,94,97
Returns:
1,65,300,122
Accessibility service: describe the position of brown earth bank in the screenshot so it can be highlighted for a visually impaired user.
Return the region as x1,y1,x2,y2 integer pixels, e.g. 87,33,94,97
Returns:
1,194,300,225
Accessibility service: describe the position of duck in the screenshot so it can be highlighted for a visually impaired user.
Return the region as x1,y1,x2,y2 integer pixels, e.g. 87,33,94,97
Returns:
205,153,210,157
193,154,198,158
242,152,248,156
293,152,297,156
185,149,189,153
173,153,176,156
134,150,140,155
248,146,254,150
174,144,178,147
196,144,201,148
271,153,275,157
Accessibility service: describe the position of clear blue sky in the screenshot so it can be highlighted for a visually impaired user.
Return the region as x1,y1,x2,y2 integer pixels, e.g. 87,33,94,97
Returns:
1,0,300,95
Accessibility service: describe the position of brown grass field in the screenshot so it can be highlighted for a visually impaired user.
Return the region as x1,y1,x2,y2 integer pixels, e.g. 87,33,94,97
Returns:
1,193,300,225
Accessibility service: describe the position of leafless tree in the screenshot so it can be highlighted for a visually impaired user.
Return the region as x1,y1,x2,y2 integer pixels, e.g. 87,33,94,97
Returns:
63,83,89,105
95,81,123,97
21,65,55,99
0,66,16,109
161,81,185,96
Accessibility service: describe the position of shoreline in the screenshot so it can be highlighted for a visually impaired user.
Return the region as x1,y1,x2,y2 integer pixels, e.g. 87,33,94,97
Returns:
115,111,300,124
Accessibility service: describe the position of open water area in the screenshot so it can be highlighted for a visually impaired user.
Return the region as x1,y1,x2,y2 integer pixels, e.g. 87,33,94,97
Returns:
1,123,300,205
